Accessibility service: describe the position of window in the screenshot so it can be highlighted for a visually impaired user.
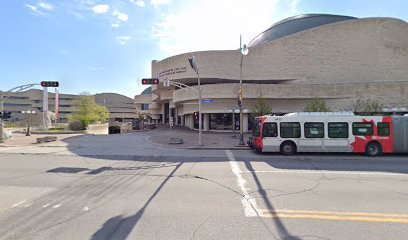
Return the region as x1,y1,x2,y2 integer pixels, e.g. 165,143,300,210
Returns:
141,104,149,110
262,122,278,137
328,122,349,138
280,122,301,138
305,122,324,138
377,122,390,136
353,122,373,136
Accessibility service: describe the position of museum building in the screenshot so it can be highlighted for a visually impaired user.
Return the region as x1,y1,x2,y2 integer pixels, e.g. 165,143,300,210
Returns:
135,14,408,132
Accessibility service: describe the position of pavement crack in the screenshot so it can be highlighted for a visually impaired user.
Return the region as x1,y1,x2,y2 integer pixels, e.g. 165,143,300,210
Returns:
189,215,212,240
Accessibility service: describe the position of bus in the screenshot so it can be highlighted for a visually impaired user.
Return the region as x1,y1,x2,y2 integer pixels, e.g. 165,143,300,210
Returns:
247,112,408,156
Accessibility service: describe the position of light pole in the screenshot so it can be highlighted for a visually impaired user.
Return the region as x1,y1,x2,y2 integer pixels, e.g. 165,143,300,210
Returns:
229,108,240,138
239,44,249,145
188,56,203,146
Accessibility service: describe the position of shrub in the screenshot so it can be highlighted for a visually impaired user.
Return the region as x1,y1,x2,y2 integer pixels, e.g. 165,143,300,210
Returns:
68,120,84,131
4,123,16,128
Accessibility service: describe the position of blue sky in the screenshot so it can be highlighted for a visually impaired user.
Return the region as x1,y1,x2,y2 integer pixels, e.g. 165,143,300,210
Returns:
1,0,407,98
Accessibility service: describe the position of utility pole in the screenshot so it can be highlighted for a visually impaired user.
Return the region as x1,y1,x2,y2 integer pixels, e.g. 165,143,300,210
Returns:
0,91,4,143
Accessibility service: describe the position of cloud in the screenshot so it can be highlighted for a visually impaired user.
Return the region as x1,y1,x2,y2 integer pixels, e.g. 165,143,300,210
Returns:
151,0,282,56
38,2,53,11
111,23,120,28
150,0,171,8
290,0,301,13
25,1,54,16
130,0,145,7
112,9,128,22
92,4,109,14
88,66,105,72
116,36,132,45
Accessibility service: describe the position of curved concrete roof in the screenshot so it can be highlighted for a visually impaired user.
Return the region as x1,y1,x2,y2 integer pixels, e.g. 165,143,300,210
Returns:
249,14,356,47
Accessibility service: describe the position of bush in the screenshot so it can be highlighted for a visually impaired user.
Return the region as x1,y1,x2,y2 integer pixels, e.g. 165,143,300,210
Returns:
3,123,16,128
68,120,84,131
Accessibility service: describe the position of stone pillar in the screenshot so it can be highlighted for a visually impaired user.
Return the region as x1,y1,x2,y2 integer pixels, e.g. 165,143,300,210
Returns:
189,115,194,129
203,113,209,131
161,104,165,124
243,113,249,133
175,108,178,125
181,114,185,126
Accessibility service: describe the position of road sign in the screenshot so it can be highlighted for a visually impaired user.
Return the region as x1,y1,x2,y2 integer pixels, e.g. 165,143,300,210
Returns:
201,99,214,104
164,79,170,87
169,117,174,127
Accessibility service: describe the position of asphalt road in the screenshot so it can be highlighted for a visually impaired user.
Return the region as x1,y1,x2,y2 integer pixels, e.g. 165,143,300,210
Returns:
0,133,408,240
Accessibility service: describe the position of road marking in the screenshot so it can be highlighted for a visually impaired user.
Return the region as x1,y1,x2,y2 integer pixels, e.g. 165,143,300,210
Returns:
242,169,408,176
226,150,262,217
12,200,27,208
261,209,408,223
42,203,50,208
52,204,61,208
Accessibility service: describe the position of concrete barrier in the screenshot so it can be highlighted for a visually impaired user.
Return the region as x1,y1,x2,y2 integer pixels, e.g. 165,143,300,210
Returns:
86,123,108,135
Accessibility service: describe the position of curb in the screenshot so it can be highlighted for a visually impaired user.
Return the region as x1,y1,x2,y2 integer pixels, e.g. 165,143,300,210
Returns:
144,134,251,150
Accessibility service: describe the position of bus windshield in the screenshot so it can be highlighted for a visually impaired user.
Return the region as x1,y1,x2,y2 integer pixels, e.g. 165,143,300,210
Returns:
252,118,262,137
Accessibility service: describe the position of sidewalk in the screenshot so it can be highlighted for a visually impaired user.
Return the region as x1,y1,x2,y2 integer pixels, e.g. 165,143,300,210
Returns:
146,126,252,150
0,132,85,147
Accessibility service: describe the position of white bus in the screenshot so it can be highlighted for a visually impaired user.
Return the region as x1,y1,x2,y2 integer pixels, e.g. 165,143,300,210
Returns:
247,112,408,156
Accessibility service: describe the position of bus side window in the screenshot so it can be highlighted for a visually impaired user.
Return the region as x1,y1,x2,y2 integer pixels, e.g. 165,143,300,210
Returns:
328,122,349,138
304,122,324,138
377,122,390,136
262,122,278,137
352,122,373,136
280,122,301,138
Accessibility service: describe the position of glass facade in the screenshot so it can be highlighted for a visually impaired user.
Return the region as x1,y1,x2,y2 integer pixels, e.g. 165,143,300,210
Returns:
209,113,239,130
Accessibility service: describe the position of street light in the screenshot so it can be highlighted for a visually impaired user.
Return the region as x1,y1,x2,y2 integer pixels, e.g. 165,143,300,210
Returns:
22,110,36,136
239,44,249,145
188,56,203,146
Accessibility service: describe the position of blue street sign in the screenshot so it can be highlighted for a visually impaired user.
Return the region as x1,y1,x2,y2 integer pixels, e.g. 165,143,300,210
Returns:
201,99,214,104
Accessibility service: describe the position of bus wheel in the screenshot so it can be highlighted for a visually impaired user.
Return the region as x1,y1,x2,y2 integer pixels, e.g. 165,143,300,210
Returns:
365,142,382,157
280,142,296,156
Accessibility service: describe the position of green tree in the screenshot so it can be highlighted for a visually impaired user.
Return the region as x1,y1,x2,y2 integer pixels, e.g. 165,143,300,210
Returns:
249,94,273,121
304,97,331,112
68,95,109,128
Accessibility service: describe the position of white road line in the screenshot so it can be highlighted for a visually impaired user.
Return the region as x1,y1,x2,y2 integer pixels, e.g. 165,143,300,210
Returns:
12,200,27,208
42,203,50,208
52,204,61,209
226,150,263,217
241,170,408,176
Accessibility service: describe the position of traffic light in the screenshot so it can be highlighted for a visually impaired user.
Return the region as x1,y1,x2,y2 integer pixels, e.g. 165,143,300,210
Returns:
194,111,199,120
41,81,59,87
0,111,11,120
141,78,159,85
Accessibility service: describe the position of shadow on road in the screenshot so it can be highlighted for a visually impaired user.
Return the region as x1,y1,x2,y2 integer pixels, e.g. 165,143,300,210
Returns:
90,163,182,240
244,160,301,240
60,133,408,175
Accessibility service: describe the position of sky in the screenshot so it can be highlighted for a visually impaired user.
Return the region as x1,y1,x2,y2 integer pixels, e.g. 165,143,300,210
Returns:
1,0,407,98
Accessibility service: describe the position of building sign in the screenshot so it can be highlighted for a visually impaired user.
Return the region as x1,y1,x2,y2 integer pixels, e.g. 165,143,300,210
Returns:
158,66,187,78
